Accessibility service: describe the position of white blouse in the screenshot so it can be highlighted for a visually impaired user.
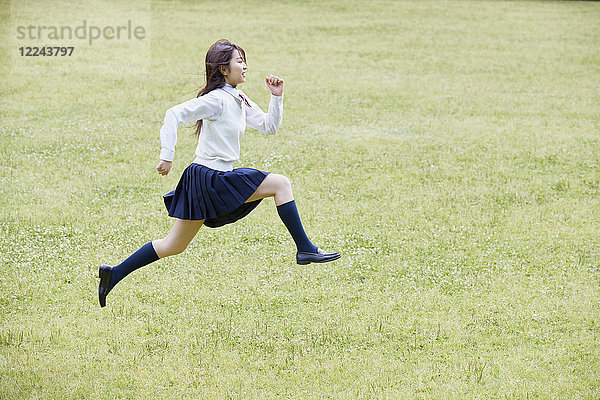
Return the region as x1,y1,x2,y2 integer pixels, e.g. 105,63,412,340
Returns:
159,84,283,171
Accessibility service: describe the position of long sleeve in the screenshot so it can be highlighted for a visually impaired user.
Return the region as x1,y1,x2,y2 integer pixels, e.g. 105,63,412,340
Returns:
244,93,283,135
159,92,223,161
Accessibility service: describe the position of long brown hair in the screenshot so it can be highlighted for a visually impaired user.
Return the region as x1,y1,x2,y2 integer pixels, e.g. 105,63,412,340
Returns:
194,39,246,137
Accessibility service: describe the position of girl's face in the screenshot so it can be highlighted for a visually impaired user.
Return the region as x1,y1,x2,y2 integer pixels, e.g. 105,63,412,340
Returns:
223,49,247,87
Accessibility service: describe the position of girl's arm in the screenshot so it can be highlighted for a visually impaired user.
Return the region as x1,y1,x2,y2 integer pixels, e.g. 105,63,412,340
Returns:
159,92,222,163
244,75,284,135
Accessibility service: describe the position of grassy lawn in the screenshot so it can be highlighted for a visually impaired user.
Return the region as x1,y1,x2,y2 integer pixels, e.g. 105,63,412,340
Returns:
1,0,599,398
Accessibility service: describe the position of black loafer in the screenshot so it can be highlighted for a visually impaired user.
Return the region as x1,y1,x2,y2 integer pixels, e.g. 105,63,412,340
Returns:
296,248,341,265
98,265,113,308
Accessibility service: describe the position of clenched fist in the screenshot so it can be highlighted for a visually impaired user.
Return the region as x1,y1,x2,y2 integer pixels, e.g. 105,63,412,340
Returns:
265,74,284,96
156,159,172,176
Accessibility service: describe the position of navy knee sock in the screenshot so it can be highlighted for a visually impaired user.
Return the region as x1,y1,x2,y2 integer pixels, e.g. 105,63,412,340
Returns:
109,242,159,291
276,200,318,253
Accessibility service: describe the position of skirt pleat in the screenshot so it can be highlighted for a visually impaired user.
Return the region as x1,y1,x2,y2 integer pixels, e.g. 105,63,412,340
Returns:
163,163,268,228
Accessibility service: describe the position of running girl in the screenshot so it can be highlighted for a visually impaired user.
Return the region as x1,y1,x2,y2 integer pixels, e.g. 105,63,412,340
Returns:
99,39,340,307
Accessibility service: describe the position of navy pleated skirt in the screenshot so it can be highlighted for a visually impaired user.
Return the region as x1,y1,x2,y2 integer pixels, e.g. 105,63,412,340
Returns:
163,163,268,228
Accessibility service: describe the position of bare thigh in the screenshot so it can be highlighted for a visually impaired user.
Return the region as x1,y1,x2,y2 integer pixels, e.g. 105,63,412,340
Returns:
245,173,293,206
152,219,204,258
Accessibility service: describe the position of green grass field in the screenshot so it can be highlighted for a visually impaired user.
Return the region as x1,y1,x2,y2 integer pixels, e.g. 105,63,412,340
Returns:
1,0,599,398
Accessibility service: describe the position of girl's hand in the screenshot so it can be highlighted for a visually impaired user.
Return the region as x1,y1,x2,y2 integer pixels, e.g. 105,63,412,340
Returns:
265,74,284,96
156,159,172,176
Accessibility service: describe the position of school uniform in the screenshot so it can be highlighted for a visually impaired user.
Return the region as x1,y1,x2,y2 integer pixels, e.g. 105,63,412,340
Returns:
98,82,339,308
159,84,283,227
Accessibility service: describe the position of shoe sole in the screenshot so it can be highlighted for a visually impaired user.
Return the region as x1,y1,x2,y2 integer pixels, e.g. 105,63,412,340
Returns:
296,254,341,265
98,265,112,308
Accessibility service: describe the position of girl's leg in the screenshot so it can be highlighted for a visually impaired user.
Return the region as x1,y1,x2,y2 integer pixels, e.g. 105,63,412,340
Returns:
246,174,339,264
245,173,293,206
246,173,315,252
152,219,205,257
99,219,204,307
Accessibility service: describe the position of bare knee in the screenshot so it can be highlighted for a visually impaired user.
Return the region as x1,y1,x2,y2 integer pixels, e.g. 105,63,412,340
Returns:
271,174,293,205
153,238,188,258
272,174,292,192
